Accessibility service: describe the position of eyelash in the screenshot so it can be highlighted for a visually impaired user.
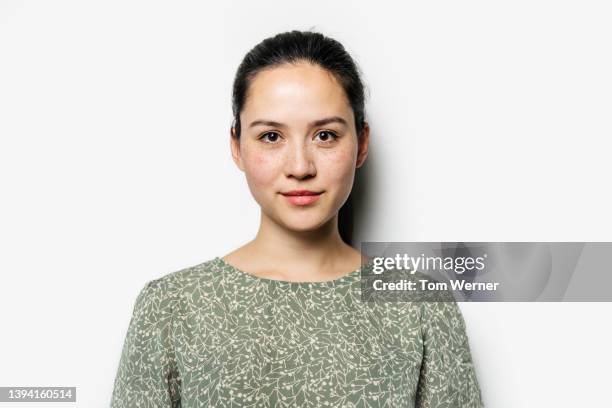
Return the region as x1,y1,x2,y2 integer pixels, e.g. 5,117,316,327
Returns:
258,130,339,144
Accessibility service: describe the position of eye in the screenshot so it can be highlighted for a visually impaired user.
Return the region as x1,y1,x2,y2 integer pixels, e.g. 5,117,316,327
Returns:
259,131,282,144
314,130,339,144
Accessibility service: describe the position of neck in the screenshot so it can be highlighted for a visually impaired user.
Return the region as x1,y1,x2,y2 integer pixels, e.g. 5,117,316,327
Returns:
240,210,360,279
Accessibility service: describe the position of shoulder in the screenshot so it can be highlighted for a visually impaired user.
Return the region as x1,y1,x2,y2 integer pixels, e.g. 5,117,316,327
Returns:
134,257,220,310
373,269,463,337
408,272,467,340
149,257,218,287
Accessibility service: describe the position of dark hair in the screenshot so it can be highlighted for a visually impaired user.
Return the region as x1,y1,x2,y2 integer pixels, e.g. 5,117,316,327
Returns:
231,30,367,140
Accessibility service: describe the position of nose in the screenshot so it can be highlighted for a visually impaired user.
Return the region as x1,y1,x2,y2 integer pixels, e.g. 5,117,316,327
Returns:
284,140,316,180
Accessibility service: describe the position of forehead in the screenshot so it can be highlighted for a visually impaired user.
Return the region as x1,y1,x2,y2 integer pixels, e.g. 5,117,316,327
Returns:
242,62,353,124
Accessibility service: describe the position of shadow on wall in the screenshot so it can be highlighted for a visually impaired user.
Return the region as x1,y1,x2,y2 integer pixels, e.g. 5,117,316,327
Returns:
338,131,375,247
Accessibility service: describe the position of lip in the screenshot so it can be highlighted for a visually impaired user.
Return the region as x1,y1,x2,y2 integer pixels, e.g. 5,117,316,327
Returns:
281,190,323,196
280,190,323,206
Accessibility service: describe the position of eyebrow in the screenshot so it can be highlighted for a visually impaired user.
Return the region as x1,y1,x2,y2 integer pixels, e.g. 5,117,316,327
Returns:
248,116,348,129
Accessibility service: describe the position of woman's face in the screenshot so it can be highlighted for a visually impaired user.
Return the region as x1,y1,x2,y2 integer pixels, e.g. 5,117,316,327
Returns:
230,62,369,232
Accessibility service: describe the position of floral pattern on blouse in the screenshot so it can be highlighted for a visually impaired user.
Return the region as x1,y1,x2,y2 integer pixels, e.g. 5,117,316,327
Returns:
111,257,484,407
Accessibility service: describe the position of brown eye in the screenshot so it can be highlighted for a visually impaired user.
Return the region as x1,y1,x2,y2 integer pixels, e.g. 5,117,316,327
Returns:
315,130,339,143
259,131,281,143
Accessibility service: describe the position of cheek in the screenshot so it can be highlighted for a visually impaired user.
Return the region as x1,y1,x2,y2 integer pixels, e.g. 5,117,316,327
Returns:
243,151,281,189
321,146,357,185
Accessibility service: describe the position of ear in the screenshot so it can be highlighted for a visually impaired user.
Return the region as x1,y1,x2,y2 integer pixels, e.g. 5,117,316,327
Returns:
356,121,370,169
230,127,245,172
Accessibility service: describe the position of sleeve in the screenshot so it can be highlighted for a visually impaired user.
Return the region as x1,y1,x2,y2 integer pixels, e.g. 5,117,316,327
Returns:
110,280,181,407
415,295,484,408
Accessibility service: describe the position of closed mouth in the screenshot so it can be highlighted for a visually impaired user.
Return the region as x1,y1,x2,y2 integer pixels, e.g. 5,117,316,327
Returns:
280,190,323,196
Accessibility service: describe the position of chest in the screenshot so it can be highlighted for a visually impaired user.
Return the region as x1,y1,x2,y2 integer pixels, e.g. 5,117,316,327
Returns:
174,288,423,407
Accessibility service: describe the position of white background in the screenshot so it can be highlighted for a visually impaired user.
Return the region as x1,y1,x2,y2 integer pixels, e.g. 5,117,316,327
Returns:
1,0,611,406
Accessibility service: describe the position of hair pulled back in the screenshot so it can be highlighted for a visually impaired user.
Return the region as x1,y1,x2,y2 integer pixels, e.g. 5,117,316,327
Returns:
231,30,367,140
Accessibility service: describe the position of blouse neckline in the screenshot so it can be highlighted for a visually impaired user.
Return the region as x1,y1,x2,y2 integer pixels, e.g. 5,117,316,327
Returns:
214,256,373,289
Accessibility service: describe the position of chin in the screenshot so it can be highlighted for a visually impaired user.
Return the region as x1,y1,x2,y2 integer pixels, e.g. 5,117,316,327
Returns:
282,219,324,232
277,213,330,232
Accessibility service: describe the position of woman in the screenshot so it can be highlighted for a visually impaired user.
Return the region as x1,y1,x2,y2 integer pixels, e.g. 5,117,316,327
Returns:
111,30,484,407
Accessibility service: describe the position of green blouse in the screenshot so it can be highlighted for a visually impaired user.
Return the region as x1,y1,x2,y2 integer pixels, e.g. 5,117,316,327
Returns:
110,256,484,407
